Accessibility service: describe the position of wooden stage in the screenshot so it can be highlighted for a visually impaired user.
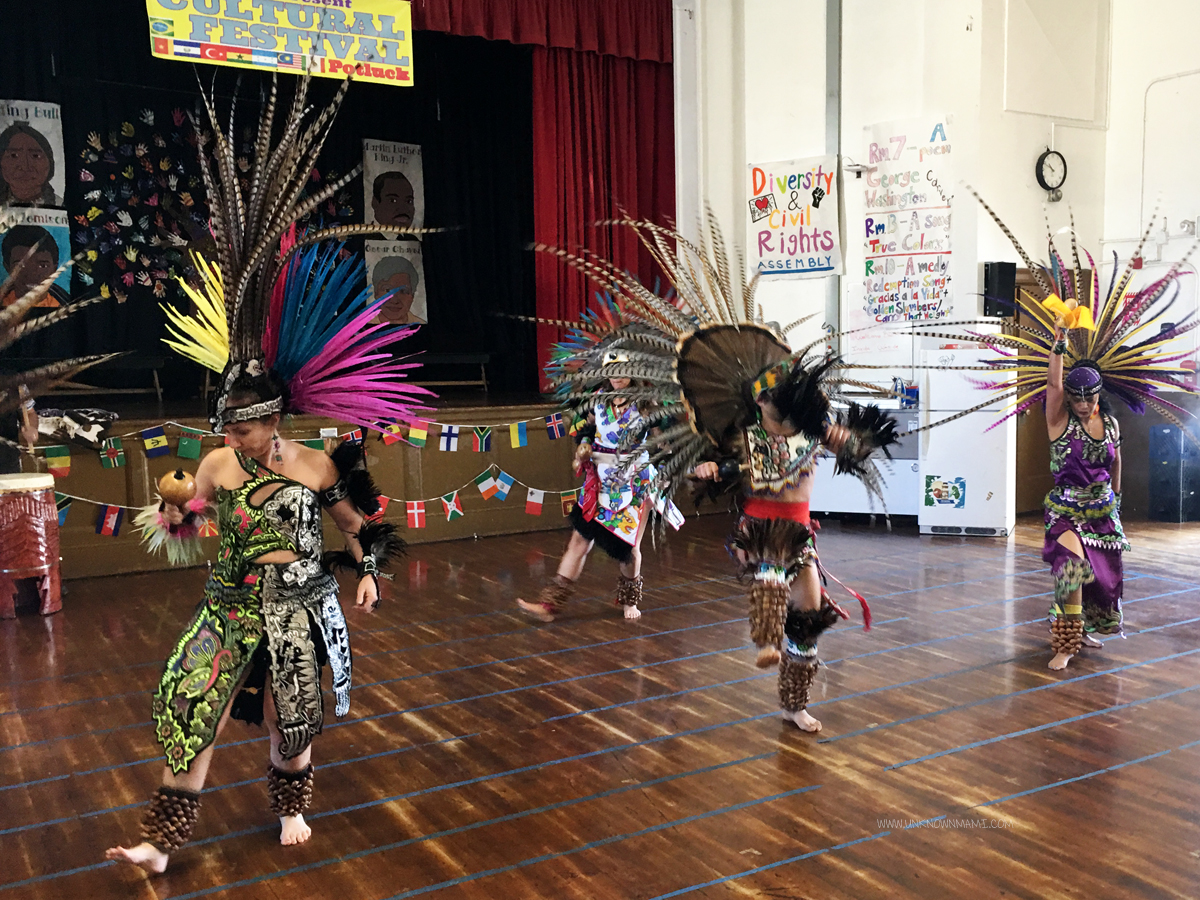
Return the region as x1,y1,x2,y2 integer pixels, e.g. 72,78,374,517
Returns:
3,514,1200,899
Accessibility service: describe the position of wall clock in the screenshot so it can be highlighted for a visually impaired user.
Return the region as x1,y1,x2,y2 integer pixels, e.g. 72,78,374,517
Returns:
1035,149,1067,192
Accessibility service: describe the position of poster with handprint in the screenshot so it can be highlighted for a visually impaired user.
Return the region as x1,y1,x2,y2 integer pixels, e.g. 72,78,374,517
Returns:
746,154,841,277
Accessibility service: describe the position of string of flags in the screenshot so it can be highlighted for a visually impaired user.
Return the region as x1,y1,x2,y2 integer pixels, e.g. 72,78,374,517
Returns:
49,463,582,535
33,413,584,477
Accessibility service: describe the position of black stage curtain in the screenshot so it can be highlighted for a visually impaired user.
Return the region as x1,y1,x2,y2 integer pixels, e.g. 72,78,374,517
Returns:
0,1,537,396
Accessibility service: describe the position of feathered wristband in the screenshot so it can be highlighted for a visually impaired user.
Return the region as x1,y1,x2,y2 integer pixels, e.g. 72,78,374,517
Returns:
134,497,213,566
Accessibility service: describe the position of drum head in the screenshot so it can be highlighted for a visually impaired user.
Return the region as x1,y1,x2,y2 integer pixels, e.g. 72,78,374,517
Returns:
0,473,55,493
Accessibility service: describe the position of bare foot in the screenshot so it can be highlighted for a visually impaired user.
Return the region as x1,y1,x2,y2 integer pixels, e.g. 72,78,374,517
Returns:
105,842,169,874
279,814,312,845
781,709,822,732
517,599,556,623
623,605,641,620
1082,633,1103,648
1048,652,1073,670
755,646,781,669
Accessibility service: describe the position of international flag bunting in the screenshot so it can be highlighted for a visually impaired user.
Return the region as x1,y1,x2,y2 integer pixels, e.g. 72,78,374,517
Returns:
406,500,426,528
381,422,404,445
301,438,325,450
474,469,498,499
525,487,544,516
100,437,125,468
439,425,460,452
509,421,528,448
560,489,579,516
366,495,390,524
545,413,566,440
43,445,70,478
95,504,124,536
409,422,429,448
494,470,515,501
568,415,586,437
441,490,464,521
142,426,170,458
55,492,71,526
472,426,492,452
319,427,339,438
277,51,304,69
198,518,219,537
177,427,205,460
342,429,363,443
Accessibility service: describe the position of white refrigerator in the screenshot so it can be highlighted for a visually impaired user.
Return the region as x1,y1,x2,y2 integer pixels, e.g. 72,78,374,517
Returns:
917,347,1015,536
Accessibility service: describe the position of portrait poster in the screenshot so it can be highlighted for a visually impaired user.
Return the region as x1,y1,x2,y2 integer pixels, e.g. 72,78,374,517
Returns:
746,154,842,277
366,239,426,325
363,139,423,233
0,100,65,207
1,207,71,308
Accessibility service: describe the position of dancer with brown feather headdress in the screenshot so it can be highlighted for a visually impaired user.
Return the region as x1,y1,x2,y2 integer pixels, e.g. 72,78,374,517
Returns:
530,212,900,732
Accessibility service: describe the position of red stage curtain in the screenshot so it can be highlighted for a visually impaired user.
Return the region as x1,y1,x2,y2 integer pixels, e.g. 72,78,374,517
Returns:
531,46,676,384
411,0,672,62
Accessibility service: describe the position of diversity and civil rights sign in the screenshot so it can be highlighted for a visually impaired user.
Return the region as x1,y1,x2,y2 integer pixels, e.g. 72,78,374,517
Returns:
145,0,414,86
746,155,842,277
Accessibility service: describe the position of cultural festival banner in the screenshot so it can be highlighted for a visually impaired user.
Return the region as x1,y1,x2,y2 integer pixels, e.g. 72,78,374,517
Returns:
145,0,414,86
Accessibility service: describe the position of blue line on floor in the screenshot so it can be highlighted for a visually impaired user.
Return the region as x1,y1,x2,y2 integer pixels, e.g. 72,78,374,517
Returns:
155,753,780,900
885,681,1200,770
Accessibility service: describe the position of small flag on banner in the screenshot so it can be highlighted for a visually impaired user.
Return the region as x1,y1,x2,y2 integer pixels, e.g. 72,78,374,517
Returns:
509,421,528,448
439,425,460,452
55,492,71,526
43,445,70,477
366,495,390,523
406,500,426,528
342,429,363,443
177,427,205,460
95,504,124,536
560,489,578,516
100,437,125,468
474,469,498,499
568,414,586,437
472,426,492,452
545,413,565,439
301,438,325,450
318,427,338,438
525,487,544,515
494,470,515,501
198,518,218,537
381,422,404,445
441,490,464,521
409,421,429,447
224,434,234,446
142,426,170,458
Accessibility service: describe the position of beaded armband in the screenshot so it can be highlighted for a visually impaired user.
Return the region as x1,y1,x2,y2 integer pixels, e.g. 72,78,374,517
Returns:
317,479,349,508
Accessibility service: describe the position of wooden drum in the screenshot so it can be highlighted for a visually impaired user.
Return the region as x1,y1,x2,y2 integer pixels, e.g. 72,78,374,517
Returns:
0,473,62,618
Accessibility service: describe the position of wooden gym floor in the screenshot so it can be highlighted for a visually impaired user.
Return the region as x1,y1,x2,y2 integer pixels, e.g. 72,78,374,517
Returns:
3,513,1199,899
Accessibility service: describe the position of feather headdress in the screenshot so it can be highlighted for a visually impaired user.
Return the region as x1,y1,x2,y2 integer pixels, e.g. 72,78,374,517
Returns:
0,213,117,444
534,210,899,505
907,191,1199,436
161,73,436,431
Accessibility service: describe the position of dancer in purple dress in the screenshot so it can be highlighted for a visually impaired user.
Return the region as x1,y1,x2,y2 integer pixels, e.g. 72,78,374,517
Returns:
911,191,1197,671
1043,336,1128,670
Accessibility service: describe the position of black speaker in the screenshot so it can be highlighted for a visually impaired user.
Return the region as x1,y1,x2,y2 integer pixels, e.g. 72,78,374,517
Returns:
983,261,1016,318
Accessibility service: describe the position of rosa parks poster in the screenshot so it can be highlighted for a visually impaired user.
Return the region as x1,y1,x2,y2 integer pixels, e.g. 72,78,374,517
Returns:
1,208,71,308
0,100,65,207
366,239,426,325
363,139,423,233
